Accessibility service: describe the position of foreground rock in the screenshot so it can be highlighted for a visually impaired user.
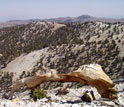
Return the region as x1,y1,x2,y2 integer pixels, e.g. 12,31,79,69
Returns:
81,91,96,102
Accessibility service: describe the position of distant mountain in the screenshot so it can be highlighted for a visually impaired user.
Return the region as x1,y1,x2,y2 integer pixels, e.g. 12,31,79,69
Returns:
43,15,96,23
0,15,124,29
44,15,124,23
0,20,31,29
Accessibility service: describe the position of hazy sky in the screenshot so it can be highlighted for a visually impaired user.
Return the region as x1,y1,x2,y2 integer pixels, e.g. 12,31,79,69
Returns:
0,0,124,22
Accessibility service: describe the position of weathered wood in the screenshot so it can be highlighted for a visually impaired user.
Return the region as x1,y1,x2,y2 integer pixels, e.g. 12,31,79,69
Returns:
6,64,117,100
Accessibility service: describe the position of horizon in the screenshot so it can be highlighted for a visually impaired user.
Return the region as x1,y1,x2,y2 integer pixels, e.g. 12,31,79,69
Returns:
0,0,124,22
1,14,124,23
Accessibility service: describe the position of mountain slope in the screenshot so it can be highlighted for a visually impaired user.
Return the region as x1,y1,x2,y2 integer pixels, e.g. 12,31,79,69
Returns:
0,21,124,92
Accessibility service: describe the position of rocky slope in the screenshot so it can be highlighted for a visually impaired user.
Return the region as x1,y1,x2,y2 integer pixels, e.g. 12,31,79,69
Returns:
0,83,124,107
0,21,124,106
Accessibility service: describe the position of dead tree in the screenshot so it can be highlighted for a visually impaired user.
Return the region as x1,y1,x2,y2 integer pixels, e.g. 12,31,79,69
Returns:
6,64,117,99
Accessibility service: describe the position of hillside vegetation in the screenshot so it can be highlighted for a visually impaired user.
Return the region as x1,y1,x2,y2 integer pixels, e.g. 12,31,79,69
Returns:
0,21,124,92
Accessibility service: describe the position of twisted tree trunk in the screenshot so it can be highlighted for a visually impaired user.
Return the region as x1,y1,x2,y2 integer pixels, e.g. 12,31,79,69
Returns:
6,64,117,100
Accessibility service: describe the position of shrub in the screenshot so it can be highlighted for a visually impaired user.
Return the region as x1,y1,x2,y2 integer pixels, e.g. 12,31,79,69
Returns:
30,87,47,101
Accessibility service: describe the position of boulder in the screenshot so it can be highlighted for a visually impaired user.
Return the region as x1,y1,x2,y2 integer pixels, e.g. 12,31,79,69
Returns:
81,91,95,102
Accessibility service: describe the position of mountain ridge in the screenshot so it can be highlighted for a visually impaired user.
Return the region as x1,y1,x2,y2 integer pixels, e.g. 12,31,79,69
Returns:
0,21,124,92
0,15,124,28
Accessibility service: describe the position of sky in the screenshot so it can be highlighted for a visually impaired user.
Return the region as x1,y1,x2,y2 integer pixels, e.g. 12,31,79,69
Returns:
0,0,124,22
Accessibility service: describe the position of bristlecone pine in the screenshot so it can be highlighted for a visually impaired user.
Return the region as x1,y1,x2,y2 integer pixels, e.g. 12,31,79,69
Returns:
6,64,117,100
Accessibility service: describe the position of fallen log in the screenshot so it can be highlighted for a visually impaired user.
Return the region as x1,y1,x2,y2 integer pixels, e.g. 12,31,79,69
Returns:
6,64,117,100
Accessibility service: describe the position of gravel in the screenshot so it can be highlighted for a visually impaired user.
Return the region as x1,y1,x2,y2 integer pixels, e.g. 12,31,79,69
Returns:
0,82,124,107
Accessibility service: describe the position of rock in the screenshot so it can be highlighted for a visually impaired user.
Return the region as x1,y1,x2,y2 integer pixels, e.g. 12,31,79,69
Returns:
0,64,6,69
81,91,94,102
71,104,80,107
56,88,69,96
100,101,117,106
0,54,3,58
12,98,20,103
90,91,96,100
